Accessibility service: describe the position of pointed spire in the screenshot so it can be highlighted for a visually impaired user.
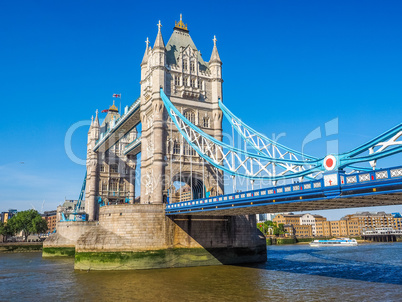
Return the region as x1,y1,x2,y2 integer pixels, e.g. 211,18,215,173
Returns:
141,37,150,65
90,115,94,126
209,35,221,63
94,109,99,127
153,20,165,49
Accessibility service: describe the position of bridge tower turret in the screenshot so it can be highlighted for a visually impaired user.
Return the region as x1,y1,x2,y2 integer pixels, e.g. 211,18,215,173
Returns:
140,20,167,204
209,35,223,142
140,16,225,204
85,110,100,221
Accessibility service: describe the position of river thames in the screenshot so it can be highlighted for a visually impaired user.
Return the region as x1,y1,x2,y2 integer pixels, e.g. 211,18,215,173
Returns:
1,243,401,301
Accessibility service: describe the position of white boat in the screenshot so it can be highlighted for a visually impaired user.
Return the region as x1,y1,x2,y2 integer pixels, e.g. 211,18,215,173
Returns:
309,238,358,247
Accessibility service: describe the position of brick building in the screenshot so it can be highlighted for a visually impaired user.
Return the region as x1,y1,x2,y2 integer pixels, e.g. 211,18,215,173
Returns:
41,210,57,233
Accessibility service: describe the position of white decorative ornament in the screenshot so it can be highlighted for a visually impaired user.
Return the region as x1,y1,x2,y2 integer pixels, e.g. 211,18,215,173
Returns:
324,174,338,187
147,142,154,158
145,170,154,195
323,155,337,171
147,114,154,128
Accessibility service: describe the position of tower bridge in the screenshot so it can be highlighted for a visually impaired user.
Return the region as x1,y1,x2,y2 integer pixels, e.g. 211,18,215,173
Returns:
44,16,402,270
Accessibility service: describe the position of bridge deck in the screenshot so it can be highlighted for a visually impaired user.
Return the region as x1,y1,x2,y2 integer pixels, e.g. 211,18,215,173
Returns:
166,166,402,216
93,98,141,152
123,137,141,156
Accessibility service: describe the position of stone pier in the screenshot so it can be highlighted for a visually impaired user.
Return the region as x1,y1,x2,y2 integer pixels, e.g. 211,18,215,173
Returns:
45,204,267,270
43,221,96,257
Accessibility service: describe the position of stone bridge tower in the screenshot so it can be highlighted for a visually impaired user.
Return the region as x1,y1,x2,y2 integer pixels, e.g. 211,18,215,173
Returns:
140,16,224,204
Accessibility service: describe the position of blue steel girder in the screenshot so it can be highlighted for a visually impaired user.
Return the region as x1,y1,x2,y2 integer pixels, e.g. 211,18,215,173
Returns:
166,166,402,216
161,89,323,181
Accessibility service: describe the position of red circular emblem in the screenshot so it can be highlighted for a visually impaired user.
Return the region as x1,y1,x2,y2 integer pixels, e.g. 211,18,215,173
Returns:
323,155,337,171
326,158,333,168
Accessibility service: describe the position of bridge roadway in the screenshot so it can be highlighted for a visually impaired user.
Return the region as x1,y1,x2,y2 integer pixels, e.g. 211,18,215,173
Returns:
166,166,402,216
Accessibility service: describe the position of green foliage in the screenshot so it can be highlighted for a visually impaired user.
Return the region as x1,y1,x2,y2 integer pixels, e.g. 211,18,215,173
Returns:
274,223,285,236
257,220,286,236
7,210,48,241
0,221,15,242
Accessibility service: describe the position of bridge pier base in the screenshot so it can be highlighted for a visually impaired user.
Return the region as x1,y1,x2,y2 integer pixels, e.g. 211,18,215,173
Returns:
71,204,266,270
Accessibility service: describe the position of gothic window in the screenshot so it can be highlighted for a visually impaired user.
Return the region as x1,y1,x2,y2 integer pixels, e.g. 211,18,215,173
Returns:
190,78,195,88
183,60,188,71
102,181,108,191
190,61,195,72
184,142,196,156
110,178,118,191
197,79,201,89
184,110,195,124
110,164,118,173
100,164,105,172
175,75,180,86
203,117,210,128
173,141,181,154
184,77,188,86
119,179,124,192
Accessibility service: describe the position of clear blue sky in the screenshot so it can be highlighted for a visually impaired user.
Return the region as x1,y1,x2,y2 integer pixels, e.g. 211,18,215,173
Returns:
1,0,402,219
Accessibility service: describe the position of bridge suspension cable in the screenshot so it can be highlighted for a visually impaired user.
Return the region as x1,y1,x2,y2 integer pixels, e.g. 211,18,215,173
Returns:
160,88,402,181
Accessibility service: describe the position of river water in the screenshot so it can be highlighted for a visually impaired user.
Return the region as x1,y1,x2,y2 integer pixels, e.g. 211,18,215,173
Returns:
1,243,401,301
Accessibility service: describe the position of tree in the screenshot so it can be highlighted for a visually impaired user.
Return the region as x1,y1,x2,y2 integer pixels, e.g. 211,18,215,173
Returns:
7,210,48,241
273,223,285,236
0,222,15,242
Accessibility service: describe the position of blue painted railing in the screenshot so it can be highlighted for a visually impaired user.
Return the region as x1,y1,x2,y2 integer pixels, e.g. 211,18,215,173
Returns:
166,166,402,214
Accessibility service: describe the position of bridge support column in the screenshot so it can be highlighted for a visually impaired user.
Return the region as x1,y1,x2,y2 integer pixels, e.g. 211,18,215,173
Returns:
73,204,267,270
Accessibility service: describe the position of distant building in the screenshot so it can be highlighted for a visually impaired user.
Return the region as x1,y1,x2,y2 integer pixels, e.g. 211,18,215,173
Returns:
62,200,82,211
273,213,303,226
300,213,326,236
1,209,17,223
272,211,402,238
41,210,57,233
284,224,312,237
343,211,394,232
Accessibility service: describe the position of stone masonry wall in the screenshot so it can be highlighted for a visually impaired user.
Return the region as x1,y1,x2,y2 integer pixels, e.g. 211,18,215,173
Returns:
75,204,266,254
44,221,96,248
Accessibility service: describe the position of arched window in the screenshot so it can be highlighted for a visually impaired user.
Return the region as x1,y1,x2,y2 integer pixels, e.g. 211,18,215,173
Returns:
175,75,180,86
183,60,188,71
184,142,196,156
184,110,195,124
110,164,118,173
173,141,181,154
190,61,195,72
110,178,118,191
190,78,195,88
203,117,210,128
101,180,107,191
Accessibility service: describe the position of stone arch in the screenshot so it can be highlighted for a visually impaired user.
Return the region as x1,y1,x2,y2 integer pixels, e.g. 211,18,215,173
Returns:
170,171,206,202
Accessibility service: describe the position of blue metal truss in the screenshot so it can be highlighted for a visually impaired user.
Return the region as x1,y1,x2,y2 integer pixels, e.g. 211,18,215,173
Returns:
161,89,402,182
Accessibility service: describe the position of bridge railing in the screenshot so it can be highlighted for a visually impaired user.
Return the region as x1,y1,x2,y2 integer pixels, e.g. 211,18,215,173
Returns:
341,166,402,185
166,178,324,212
166,165,402,213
